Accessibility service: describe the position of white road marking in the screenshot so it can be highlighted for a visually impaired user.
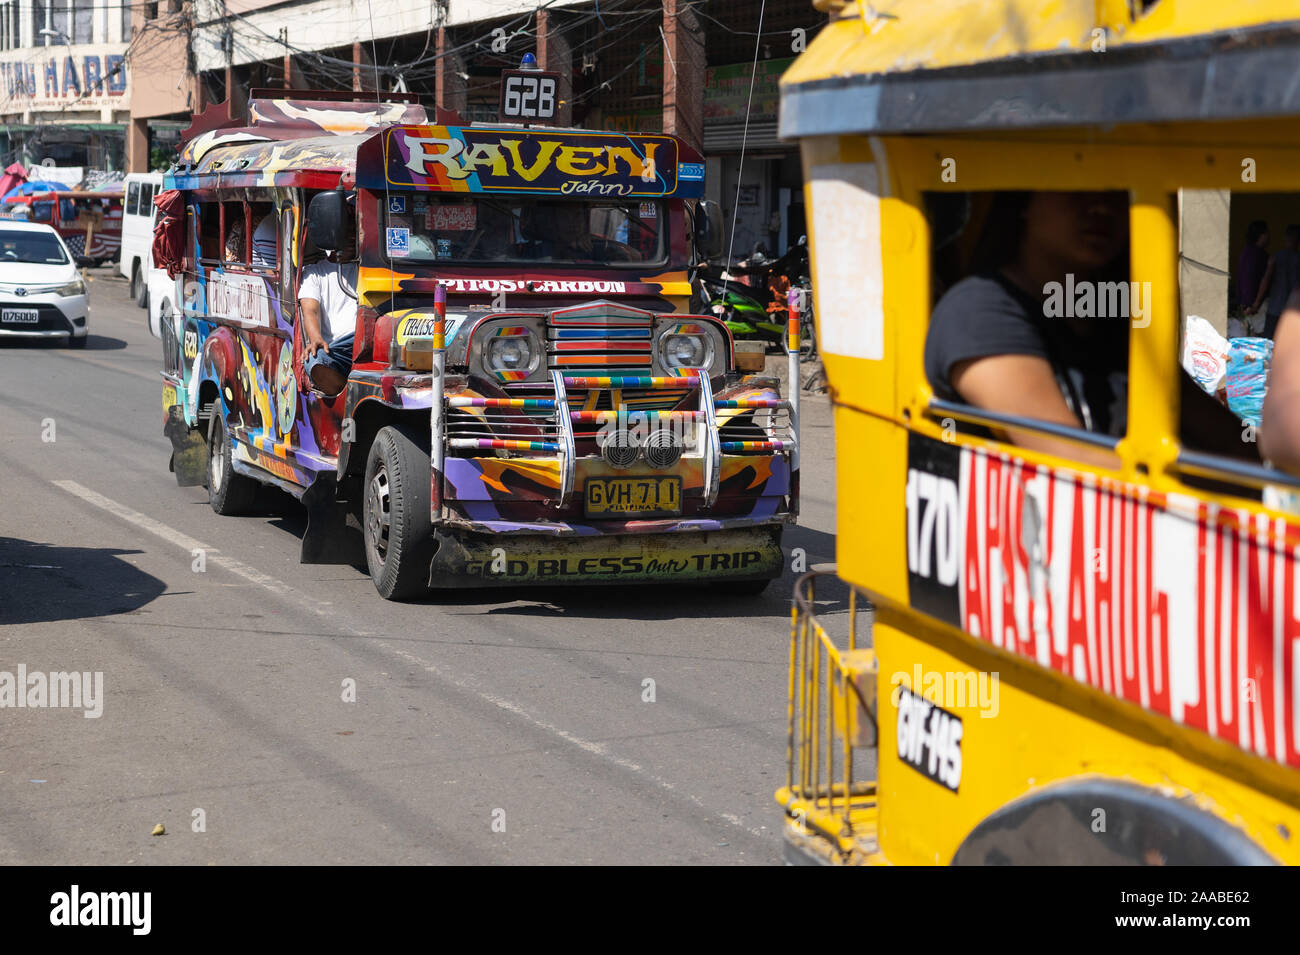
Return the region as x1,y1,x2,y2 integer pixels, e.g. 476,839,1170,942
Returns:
50,479,767,843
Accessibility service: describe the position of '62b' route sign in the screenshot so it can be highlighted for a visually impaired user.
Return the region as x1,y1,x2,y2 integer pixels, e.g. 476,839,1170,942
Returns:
500,69,561,121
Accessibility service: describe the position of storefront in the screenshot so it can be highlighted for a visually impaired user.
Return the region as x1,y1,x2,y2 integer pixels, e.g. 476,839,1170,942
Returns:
703,56,803,264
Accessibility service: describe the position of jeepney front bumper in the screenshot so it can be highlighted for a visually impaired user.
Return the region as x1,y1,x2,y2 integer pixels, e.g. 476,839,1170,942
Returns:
428,525,783,587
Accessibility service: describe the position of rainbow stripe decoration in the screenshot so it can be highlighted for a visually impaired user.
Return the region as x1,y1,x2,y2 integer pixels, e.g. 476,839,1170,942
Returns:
721,440,791,452
568,410,705,423
563,375,699,389
433,284,446,350
714,399,790,409
449,438,559,452
786,288,800,353
449,397,556,409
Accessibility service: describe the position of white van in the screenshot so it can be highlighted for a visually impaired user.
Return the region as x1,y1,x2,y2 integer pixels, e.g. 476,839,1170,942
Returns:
119,172,163,309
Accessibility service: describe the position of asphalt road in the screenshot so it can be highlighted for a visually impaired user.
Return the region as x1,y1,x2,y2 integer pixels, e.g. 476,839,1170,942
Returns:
0,266,843,865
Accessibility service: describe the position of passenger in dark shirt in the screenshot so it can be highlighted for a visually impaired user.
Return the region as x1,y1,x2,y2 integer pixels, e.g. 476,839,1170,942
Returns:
924,191,1128,467
1238,219,1270,313
1254,224,1300,338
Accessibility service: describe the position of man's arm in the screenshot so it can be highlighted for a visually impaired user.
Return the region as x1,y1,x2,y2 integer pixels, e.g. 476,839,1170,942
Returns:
299,297,328,355
951,353,1117,469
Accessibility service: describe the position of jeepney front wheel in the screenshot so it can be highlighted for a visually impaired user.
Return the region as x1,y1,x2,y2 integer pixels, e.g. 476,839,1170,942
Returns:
207,411,258,516
363,424,433,601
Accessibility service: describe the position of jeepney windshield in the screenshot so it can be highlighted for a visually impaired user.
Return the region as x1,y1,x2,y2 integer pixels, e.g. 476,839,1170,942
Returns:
383,196,666,267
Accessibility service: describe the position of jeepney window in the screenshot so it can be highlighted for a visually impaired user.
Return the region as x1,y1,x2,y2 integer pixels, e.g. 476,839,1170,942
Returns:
126,181,140,216
30,201,53,223
385,196,664,266
197,203,221,263
922,190,1130,463
140,182,155,213
1174,189,1293,470
248,201,276,269
198,201,255,267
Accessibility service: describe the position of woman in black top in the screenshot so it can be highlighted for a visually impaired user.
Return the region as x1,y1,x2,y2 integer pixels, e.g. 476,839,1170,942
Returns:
924,191,1129,467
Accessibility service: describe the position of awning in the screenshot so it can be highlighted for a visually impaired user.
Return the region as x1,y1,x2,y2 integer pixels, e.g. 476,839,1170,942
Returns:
704,120,782,154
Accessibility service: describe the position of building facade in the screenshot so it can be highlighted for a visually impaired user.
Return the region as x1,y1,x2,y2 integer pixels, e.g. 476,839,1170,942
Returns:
188,0,822,262
0,0,195,176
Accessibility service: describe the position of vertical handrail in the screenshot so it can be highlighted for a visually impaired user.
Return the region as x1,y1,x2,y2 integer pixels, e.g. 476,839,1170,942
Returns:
786,288,801,519
698,371,722,507
785,603,799,793
430,283,446,525
551,369,575,507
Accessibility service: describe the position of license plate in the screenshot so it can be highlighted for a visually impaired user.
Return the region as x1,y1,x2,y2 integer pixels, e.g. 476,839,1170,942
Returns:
585,477,682,517
1,308,38,323
162,384,178,416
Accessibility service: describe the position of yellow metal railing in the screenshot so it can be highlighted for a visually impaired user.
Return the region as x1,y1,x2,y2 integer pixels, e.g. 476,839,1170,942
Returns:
777,570,881,861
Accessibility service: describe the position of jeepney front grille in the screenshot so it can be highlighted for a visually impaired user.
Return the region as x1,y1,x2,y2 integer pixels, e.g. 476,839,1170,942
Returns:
545,318,653,374
505,382,692,441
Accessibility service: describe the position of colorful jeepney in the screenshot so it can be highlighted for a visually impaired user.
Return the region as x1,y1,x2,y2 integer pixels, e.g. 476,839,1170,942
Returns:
159,90,798,599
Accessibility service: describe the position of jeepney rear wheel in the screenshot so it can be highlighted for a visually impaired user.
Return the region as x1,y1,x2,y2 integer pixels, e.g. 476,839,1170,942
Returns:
363,424,433,601
207,411,258,516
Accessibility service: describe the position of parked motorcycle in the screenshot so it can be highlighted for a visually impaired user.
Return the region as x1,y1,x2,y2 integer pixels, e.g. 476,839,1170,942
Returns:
695,237,815,357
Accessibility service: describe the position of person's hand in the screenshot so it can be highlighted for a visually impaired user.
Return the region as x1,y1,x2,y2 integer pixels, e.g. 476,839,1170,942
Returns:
307,336,329,357
1245,304,1258,316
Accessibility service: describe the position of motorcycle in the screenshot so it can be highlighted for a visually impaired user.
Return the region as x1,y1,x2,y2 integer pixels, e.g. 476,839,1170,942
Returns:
695,237,815,357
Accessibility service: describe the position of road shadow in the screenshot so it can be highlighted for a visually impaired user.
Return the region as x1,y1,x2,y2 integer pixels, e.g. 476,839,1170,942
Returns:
0,537,167,626
0,334,127,351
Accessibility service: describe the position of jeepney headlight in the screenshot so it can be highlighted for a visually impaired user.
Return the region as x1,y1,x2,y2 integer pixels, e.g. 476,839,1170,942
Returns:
661,333,711,370
484,330,540,377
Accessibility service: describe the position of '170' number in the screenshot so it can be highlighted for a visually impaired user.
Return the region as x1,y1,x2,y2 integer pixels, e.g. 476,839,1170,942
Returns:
906,468,958,586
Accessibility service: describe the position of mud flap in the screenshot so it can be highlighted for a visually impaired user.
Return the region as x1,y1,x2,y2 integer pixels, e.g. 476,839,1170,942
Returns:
300,475,365,565
164,415,208,487
428,526,784,588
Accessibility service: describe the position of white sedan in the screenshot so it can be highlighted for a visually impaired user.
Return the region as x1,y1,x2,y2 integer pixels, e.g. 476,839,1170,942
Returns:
0,222,88,347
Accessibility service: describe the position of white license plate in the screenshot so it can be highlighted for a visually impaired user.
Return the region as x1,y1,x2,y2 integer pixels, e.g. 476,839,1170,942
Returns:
1,308,38,324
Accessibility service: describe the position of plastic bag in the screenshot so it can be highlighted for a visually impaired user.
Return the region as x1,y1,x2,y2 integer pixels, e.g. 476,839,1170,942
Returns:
1181,315,1229,394
1224,337,1273,427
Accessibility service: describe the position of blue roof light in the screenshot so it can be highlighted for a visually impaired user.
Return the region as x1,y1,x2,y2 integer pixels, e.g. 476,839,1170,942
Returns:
520,52,539,70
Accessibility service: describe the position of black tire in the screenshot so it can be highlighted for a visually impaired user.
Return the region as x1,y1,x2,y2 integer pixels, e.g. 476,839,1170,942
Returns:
363,424,433,601
65,334,86,349
207,411,258,516
132,263,147,307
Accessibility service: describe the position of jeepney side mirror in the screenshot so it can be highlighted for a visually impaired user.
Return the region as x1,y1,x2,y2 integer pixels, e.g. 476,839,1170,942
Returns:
307,190,348,252
695,200,724,262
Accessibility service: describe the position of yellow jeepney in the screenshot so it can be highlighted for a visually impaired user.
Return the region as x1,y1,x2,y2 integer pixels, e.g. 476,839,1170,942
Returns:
777,0,1300,864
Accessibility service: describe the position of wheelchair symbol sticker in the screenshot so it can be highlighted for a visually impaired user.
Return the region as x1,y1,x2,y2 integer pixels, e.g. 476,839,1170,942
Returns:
388,196,406,214
386,227,410,257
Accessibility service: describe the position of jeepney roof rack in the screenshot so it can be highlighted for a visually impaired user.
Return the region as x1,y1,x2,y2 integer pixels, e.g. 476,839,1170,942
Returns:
247,87,423,106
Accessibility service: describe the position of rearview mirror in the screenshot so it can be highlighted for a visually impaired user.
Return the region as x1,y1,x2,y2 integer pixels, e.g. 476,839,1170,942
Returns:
695,200,724,262
307,190,349,252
